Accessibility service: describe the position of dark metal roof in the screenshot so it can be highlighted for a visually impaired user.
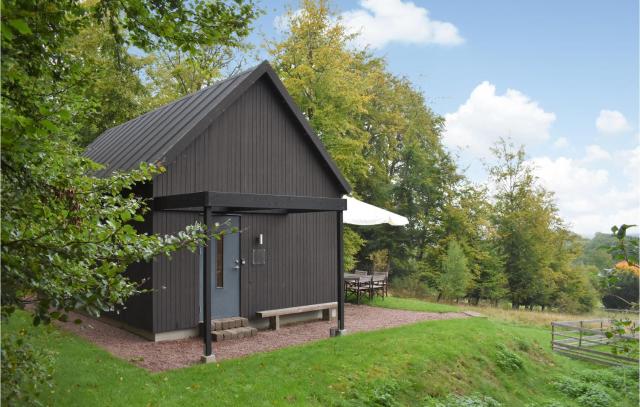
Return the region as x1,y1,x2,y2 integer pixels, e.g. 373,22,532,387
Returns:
85,61,351,193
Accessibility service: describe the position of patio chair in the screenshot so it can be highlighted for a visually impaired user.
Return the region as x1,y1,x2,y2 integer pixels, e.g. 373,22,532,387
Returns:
344,273,372,304
371,272,388,298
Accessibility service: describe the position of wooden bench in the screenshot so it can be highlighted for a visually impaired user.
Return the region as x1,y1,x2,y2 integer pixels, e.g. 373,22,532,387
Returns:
257,302,337,330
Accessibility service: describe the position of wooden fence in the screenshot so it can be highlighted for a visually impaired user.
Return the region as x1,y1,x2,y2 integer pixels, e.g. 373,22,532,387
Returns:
551,318,638,366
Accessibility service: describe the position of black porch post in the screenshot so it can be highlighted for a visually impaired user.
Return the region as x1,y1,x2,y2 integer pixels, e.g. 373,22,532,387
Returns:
337,210,345,333
201,206,215,363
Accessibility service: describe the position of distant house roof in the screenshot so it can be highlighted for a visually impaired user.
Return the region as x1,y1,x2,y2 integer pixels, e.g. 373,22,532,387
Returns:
85,60,351,193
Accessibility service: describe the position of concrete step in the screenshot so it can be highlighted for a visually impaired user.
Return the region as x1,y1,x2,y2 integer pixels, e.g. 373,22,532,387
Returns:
211,317,248,331
212,326,257,342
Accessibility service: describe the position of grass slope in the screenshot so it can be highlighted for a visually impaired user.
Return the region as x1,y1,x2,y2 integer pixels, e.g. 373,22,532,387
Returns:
363,297,461,313
5,311,638,406
367,296,618,328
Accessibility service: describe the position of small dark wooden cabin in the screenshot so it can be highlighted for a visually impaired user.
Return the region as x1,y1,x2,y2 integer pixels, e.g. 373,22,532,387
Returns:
85,61,349,347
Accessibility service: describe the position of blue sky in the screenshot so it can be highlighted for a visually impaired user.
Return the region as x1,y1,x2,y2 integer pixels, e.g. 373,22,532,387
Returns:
247,0,639,237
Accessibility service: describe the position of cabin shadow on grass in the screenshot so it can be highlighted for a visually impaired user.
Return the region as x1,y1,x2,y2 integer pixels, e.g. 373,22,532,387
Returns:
4,310,639,406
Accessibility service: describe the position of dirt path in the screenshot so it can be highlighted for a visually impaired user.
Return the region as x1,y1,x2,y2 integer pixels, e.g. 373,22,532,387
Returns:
58,304,468,372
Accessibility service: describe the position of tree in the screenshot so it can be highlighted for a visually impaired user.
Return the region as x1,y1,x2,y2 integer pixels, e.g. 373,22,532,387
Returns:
488,140,599,312
437,240,470,301
267,0,377,270
438,181,506,305
545,230,598,313
144,42,254,110
267,0,592,311
268,0,374,186
1,0,257,400
469,244,508,305
344,227,366,272
55,21,153,146
489,140,562,309
574,233,615,271
268,0,463,286
2,0,257,320
379,79,460,281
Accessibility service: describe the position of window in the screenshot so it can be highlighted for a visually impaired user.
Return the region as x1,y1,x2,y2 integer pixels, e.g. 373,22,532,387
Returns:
215,238,224,288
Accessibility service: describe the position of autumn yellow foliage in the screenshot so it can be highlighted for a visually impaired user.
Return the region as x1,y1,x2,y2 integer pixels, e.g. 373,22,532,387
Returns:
615,261,640,276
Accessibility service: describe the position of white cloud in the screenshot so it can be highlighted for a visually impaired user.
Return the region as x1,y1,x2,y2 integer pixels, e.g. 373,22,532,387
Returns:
553,137,569,149
622,145,640,177
443,81,556,156
582,144,611,163
529,156,639,236
341,0,464,49
596,109,631,134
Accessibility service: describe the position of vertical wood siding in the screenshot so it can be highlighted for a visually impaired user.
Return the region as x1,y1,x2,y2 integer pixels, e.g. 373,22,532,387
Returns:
107,183,154,332
153,76,342,198
240,212,337,318
150,77,341,333
152,211,201,332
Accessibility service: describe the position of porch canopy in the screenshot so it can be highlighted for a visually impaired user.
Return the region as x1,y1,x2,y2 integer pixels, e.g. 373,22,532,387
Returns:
153,191,348,361
342,196,409,226
154,191,346,214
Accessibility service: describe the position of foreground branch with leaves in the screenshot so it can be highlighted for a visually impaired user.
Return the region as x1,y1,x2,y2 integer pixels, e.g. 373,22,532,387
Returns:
1,161,208,324
1,0,257,403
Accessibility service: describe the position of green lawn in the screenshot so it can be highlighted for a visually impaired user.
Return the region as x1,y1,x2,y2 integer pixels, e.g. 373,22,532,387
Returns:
3,310,637,406
366,296,616,329
4,309,638,406
361,296,462,313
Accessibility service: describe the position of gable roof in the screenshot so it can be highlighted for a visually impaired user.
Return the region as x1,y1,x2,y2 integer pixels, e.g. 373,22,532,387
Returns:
85,61,351,193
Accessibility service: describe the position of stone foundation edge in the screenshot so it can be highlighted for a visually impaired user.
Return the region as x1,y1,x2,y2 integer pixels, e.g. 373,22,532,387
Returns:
92,308,337,342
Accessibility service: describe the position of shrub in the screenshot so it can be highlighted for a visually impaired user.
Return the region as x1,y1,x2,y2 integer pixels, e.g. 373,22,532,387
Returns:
578,367,636,391
552,376,590,398
346,378,401,407
515,338,530,352
390,275,437,299
434,394,502,407
370,381,400,407
495,344,524,372
553,373,619,407
575,387,612,407
1,330,54,406
577,367,639,405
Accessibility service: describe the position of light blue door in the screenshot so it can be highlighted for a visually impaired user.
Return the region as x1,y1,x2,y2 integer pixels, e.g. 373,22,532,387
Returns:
200,215,241,320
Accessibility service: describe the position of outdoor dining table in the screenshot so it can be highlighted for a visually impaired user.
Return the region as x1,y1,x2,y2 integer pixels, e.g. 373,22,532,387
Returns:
344,273,373,304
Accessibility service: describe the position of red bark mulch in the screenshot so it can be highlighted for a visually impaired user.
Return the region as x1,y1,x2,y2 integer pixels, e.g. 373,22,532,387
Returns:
57,304,468,372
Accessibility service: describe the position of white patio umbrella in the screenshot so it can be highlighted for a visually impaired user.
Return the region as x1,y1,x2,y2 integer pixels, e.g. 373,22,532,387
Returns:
342,195,409,226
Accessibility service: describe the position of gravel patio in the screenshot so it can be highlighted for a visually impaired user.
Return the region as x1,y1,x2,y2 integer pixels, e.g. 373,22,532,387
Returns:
58,304,468,372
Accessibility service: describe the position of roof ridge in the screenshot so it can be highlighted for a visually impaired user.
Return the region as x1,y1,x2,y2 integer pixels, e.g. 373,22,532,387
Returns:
85,60,351,193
